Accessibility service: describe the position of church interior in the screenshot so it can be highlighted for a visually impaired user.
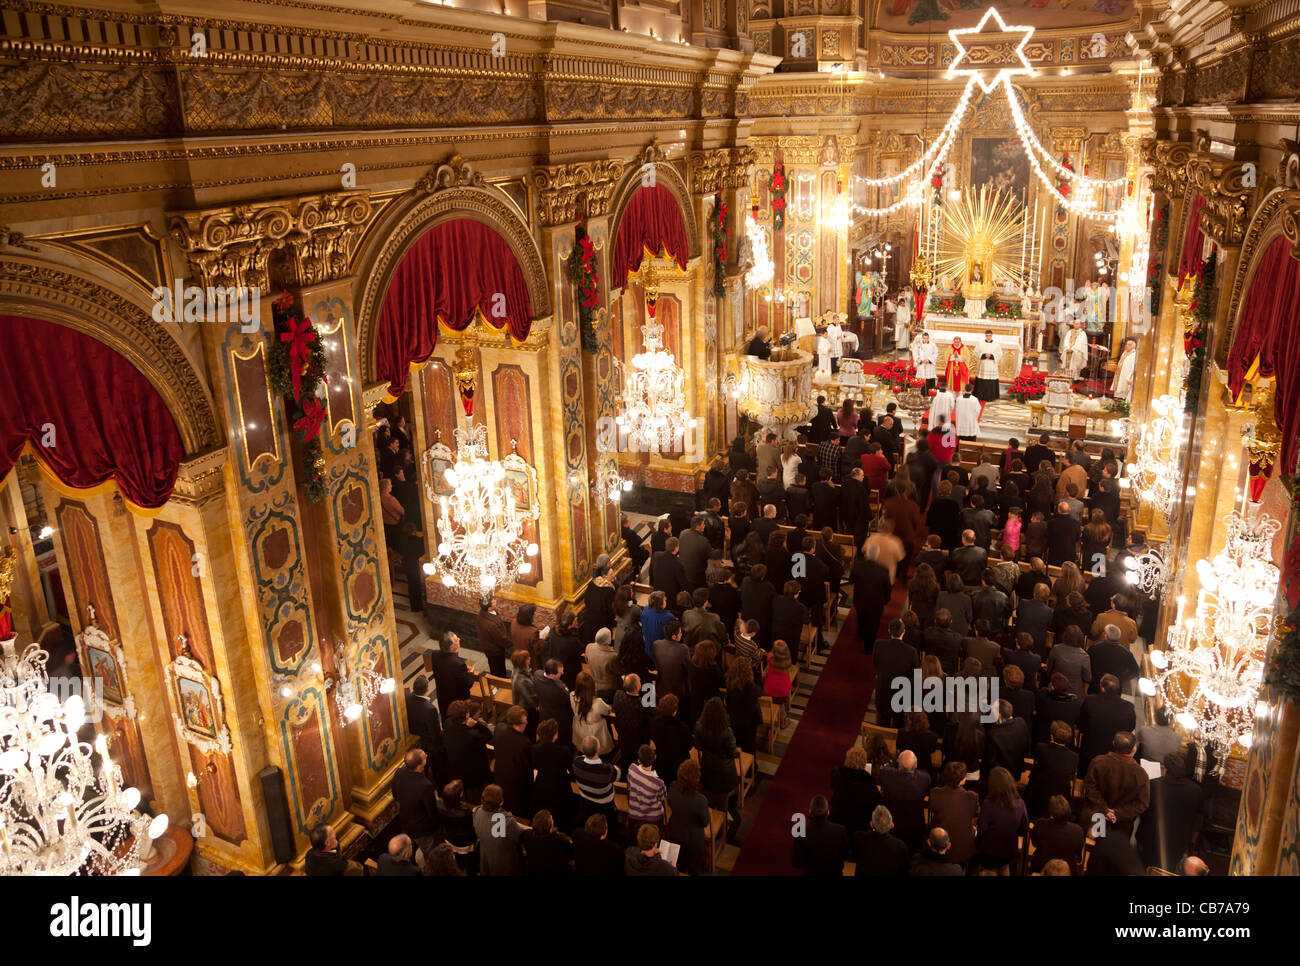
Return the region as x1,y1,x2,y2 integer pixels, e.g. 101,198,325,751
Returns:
1,0,1299,884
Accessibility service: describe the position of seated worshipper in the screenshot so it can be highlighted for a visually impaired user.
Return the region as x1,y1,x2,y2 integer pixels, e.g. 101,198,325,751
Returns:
625,823,678,877
909,828,964,877
376,834,421,877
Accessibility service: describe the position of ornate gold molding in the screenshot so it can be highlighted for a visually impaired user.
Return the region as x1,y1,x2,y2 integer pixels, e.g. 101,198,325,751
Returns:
1141,138,1196,199
531,159,626,227
0,227,39,252
171,447,229,507
0,256,221,454
687,147,757,196
1188,157,1254,247
169,191,371,290
1221,185,1300,365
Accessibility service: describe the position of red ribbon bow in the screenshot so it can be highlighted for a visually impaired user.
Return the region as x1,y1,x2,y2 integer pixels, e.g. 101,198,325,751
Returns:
280,317,317,400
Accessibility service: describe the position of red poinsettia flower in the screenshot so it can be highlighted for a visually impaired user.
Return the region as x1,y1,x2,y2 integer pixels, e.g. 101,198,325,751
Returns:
294,397,327,441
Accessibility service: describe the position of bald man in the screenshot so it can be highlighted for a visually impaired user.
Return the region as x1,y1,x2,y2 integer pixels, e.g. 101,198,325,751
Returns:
376,834,421,876
877,750,932,853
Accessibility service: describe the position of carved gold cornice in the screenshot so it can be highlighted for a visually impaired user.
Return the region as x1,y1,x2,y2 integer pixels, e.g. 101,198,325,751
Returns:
171,447,229,507
688,147,757,196
1141,138,1195,198
1049,126,1088,155
169,191,371,290
531,159,626,227
414,154,484,195
1188,157,1254,247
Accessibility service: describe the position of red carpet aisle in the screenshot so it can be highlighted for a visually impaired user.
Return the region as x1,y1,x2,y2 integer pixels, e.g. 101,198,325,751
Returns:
731,579,910,875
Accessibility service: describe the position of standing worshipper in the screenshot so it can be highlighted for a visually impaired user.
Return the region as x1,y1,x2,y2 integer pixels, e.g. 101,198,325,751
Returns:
944,338,970,394
911,330,938,392
894,292,912,350
954,390,981,442
972,329,1001,404
826,315,845,373
928,384,956,430
1061,320,1089,382
1112,337,1138,404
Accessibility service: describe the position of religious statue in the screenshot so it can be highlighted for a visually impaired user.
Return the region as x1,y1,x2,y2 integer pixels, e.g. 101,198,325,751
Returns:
944,337,970,394
970,262,983,285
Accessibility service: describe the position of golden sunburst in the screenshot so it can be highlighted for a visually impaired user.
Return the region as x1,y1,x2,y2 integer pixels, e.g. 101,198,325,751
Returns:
934,187,1027,294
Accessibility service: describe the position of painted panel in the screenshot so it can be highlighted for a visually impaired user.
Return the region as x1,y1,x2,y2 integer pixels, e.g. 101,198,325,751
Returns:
56,500,118,638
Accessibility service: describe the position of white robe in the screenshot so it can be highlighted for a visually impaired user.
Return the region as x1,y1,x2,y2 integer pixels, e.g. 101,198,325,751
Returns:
912,337,938,380
894,301,911,344
975,339,1001,381
955,393,982,438
816,335,832,375
929,389,955,428
1062,328,1089,378
1113,348,1137,403
826,323,844,359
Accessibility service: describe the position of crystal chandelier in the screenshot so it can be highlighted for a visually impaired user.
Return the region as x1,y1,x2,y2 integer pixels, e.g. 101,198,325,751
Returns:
1126,394,1184,523
325,640,395,724
1123,543,1173,596
594,465,633,504
423,422,540,597
0,635,168,875
1150,510,1281,755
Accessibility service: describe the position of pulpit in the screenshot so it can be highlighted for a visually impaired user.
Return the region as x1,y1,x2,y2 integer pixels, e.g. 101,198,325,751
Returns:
737,347,815,443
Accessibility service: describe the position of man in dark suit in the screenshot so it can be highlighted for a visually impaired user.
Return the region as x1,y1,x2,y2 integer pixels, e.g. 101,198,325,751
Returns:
650,537,690,603
621,514,649,577
811,468,840,532
922,610,963,675
428,631,477,718
534,659,573,748
983,700,1032,781
1024,433,1055,476
746,325,772,359
651,621,690,702
839,468,871,546
1026,720,1080,819
1002,631,1044,690
1083,730,1150,838
870,417,901,463
1015,583,1055,654
476,595,511,677
756,466,788,521
878,752,932,853
1077,673,1136,776
492,706,534,817
1087,624,1141,694
795,534,831,632
843,425,871,477
1034,672,1085,743
677,514,713,589
909,828,963,876
809,396,836,443
1137,752,1205,872
961,620,1002,680
376,834,422,876
444,699,494,802
872,618,920,728
791,795,850,876
391,749,441,861
948,530,988,585
915,536,949,583
1047,501,1082,567
970,575,1010,632
852,805,910,877
852,544,893,651
752,505,781,546
786,475,812,522
771,580,810,654
405,675,448,787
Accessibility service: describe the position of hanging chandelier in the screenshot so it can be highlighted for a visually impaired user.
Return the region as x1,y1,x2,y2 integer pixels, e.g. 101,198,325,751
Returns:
325,640,395,724
594,466,633,504
615,260,697,453
1151,510,1280,755
0,634,168,875
1123,543,1173,596
422,422,540,597
1126,394,1184,523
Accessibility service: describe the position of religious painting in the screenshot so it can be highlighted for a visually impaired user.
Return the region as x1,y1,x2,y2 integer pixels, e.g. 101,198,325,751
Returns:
876,0,1134,32
86,644,123,706
165,653,232,757
75,623,130,715
970,138,1029,200
427,454,453,497
503,467,532,512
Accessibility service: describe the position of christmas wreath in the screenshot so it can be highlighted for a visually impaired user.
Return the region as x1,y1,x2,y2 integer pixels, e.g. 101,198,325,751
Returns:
1264,618,1300,706
770,163,787,231
569,218,601,353
1183,249,1216,415
268,291,328,502
1008,371,1047,403
709,196,728,299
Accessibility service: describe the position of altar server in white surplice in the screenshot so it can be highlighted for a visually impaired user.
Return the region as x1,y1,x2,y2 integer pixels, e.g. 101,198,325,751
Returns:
972,329,1002,403
912,331,938,392
1061,321,1089,382
1113,337,1138,404
955,390,982,441
928,386,955,430
894,293,912,348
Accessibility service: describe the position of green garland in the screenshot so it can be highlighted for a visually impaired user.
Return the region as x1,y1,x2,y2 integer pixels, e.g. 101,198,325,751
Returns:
1183,249,1216,415
1264,618,1300,706
569,219,600,353
268,293,329,502
1149,203,1169,320
709,196,728,300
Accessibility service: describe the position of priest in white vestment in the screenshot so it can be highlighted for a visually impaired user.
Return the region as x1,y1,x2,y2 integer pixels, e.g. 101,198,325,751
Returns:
954,390,982,440
972,330,1002,403
826,319,844,372
1061,321,1089,381
894,294,912,348
815,332,832,377
928,385,955,430
1112,337,1138,404
912,331,938,392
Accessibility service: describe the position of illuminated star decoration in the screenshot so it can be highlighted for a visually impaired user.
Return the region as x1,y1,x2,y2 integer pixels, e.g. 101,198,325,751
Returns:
945,6,1036,94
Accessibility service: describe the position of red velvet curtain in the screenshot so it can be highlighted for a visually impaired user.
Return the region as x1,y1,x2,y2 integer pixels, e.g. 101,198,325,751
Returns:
1227,236,1300,474
1177,193,1208,286
0,316,183,509
612,184,690,285
375,219,534,399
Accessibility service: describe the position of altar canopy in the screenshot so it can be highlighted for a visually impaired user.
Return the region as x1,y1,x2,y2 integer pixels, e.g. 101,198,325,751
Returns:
376,219,534,399
1227,235,1300,473
0,315,184,510
612,184,690,284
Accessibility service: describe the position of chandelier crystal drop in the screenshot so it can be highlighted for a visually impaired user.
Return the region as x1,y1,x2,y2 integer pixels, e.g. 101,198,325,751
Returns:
0,634,167,875
614,319,697,454
594,465,633,504
325,640,395,724
1155,510,1281,756
1126,394,1184,523
1123,543,1173,596
423,422,540,597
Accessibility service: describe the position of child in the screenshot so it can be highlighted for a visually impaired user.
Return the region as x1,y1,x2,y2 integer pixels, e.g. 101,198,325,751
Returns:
1002,507,1023,558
